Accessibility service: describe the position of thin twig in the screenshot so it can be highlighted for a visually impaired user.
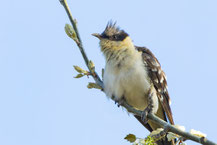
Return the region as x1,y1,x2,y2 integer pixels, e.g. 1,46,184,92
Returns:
59,0,103,88
59,1,217,145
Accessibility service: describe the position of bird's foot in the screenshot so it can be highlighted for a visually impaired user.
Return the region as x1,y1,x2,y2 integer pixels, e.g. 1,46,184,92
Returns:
113,96,125,107
141,104,153,124
141,90,154,124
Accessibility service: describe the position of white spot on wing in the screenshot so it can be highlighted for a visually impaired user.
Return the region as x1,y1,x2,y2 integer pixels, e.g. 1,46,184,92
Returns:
164,75,167,80
154,79,159,83
164,87,167,93
152,68,157,72
160,76,164,83
160,95,164,102
169,99,172,105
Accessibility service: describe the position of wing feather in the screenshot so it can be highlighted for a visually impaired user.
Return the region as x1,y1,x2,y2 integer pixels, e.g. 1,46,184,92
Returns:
136,46,174,125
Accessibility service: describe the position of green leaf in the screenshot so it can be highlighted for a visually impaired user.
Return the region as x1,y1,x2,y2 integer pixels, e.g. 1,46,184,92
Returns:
124,134,136,143
87,82,102,89
88,60,95,72
73,66,87,73
74,74,84,78
145,136,156,145
64,24,77,40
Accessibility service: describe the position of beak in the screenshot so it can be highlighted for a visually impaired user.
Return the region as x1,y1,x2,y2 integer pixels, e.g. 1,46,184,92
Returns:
92,33,102,39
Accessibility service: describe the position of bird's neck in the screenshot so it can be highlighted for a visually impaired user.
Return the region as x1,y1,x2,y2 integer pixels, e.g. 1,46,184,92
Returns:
104,46,142,69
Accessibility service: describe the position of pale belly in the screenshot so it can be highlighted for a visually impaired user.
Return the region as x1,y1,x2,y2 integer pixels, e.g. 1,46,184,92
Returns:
103,59,157,111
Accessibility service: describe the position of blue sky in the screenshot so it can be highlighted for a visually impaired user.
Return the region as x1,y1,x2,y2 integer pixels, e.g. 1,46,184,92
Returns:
1,0,217,145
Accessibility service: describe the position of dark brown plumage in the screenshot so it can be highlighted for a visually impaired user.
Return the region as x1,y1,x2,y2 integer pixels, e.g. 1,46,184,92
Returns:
100,22,129,41
135,46,174,145
136,46,174,125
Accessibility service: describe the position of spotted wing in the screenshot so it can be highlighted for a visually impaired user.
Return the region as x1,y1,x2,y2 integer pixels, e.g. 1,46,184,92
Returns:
136,46,174,125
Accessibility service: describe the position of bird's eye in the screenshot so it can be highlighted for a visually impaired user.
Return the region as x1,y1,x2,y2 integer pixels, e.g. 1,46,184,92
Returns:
113,35,118,39
101,33,109,39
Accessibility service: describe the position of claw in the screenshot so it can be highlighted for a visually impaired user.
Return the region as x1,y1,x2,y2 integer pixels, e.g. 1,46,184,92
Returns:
141,104,153,124
114,96,125,107
141,90,154,123
115,100,120,107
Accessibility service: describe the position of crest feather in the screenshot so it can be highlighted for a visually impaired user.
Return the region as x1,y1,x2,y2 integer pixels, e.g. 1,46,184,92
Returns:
103,21,121,36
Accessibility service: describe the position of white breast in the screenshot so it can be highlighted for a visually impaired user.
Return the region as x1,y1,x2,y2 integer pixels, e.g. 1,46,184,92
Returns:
103,51,158,111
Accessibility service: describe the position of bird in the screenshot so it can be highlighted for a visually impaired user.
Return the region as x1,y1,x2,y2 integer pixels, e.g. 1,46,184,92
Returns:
92,22,174,145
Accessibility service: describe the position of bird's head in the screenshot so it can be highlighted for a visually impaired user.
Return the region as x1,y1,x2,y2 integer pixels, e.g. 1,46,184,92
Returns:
92,22,134,53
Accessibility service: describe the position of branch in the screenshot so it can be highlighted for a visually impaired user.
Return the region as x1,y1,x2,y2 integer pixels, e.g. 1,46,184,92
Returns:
121,102,216,145
59,1,217,145
59,0,103,88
